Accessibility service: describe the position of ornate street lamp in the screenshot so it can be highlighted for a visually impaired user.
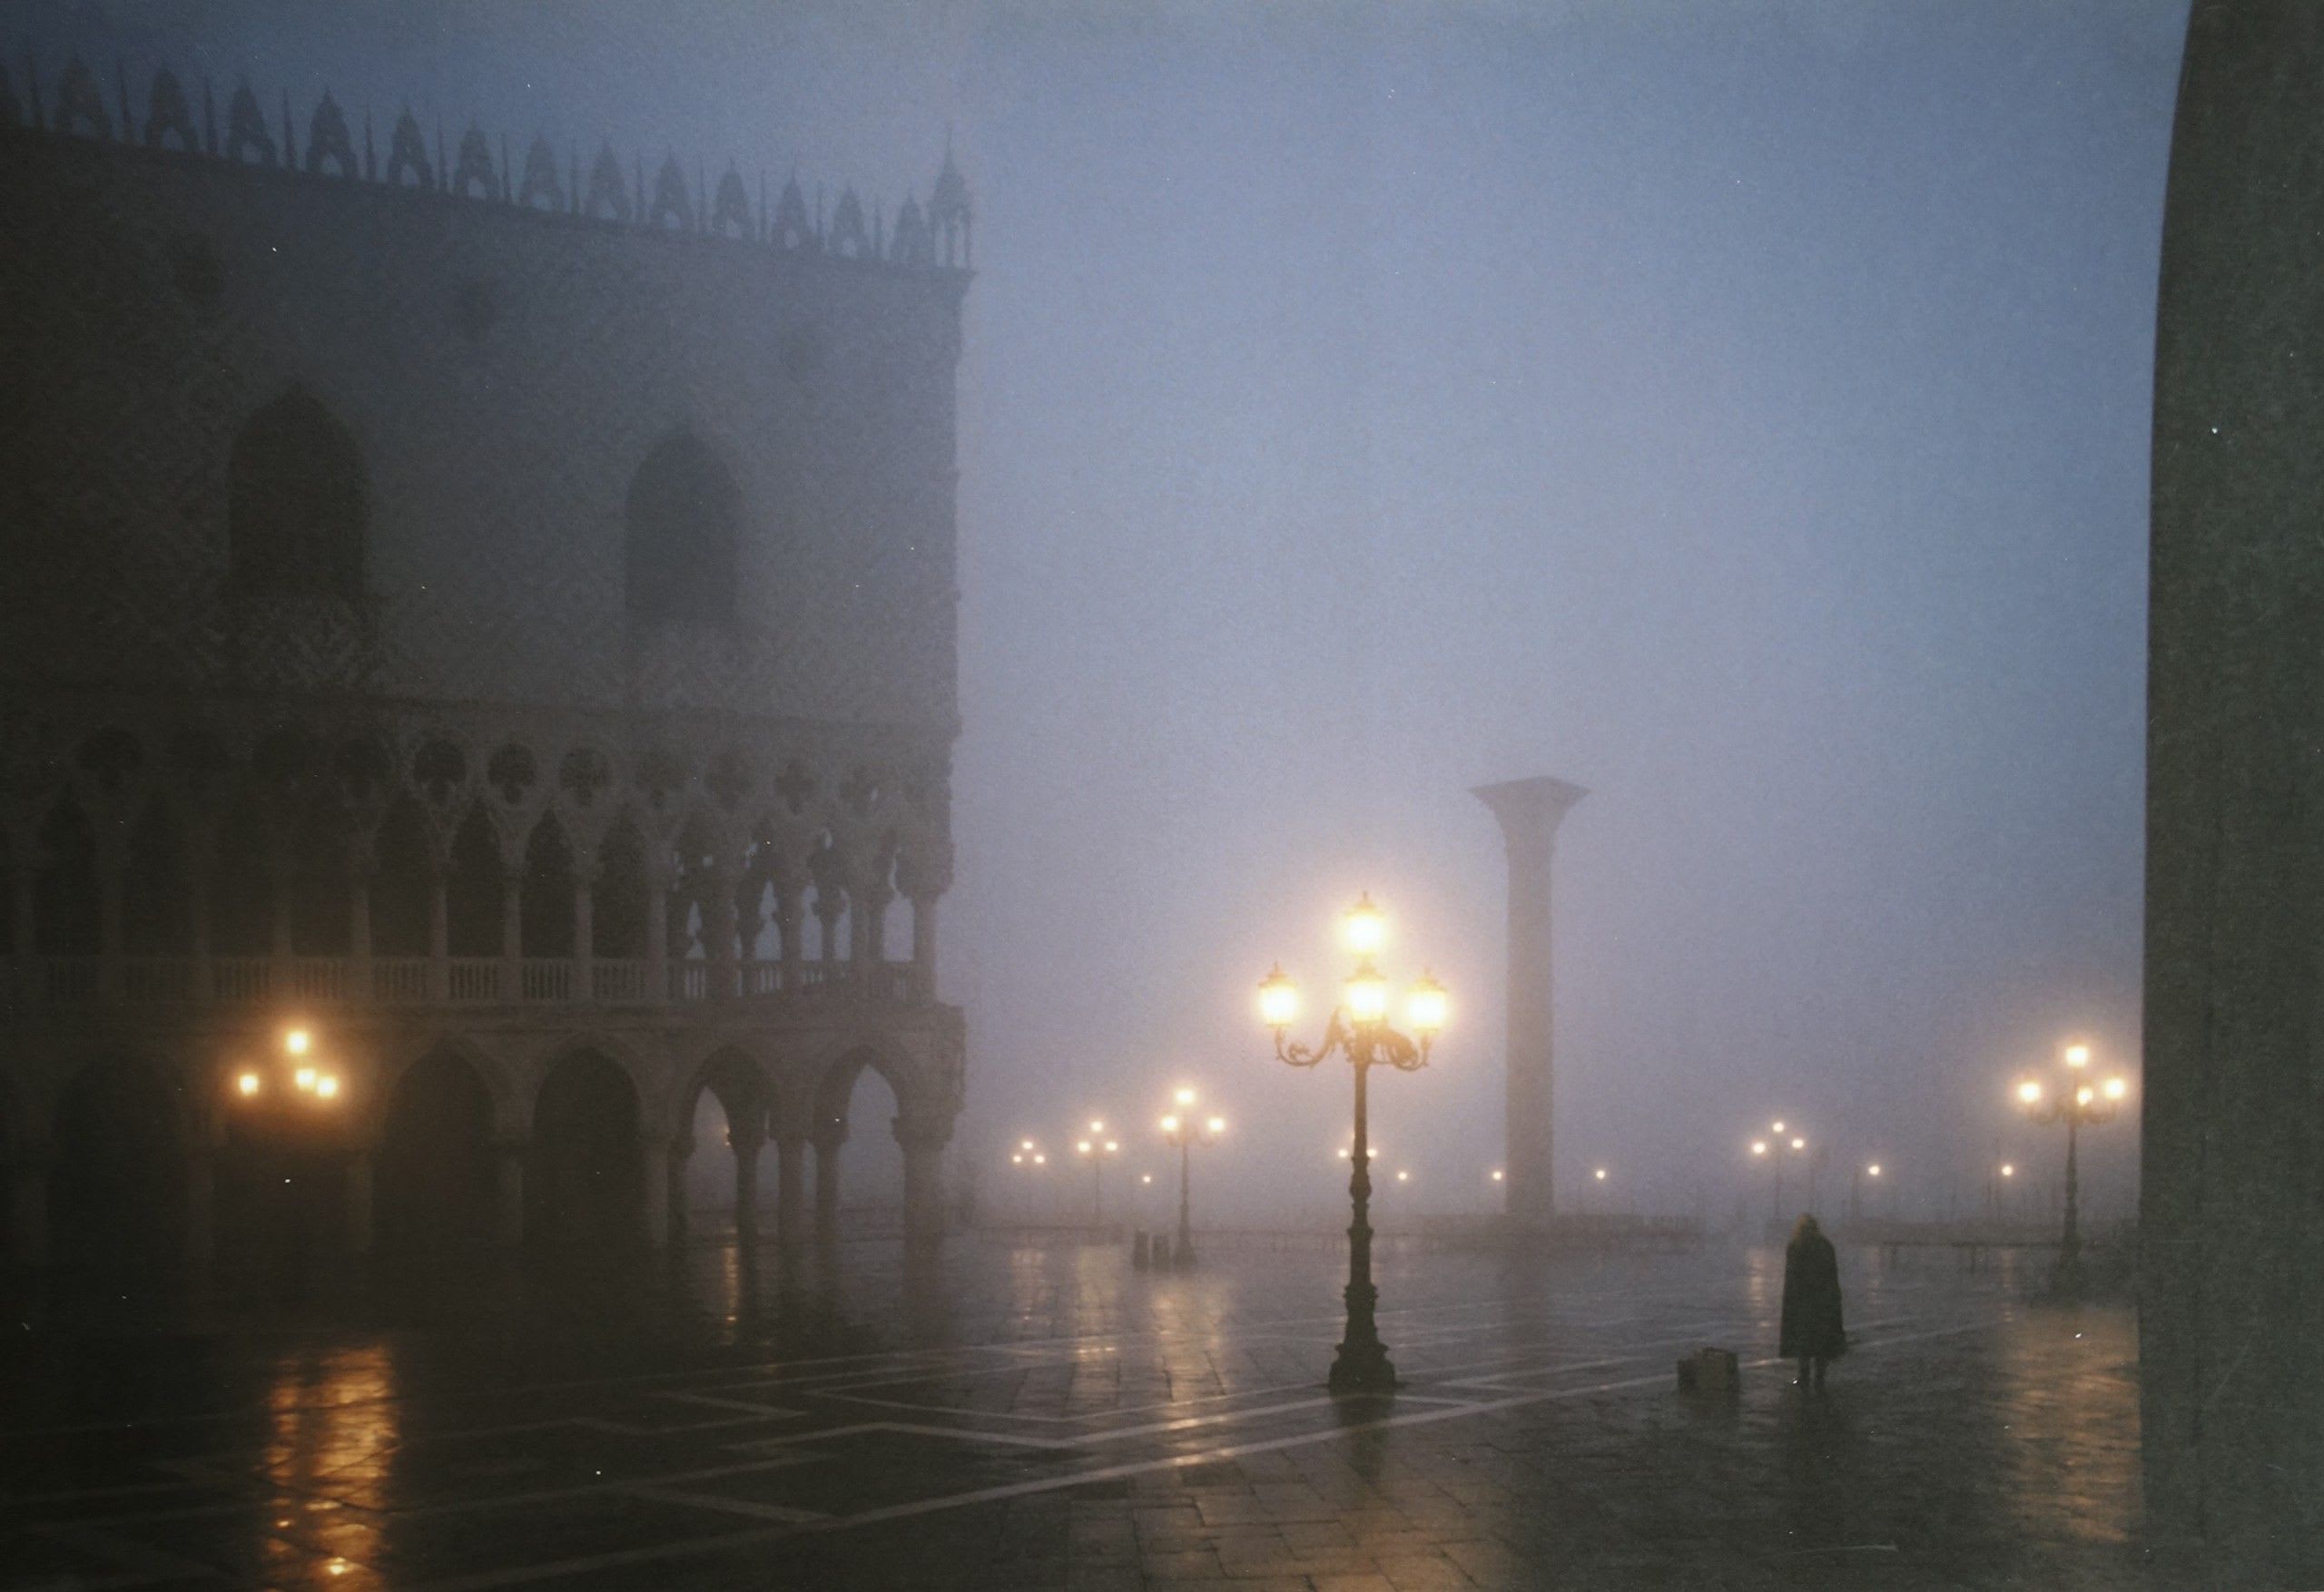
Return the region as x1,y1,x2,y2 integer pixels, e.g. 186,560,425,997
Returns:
1076,1123,1119,1227
229,1025,346,1116
1258,893,1446,1395
2014,1042,2131,1286
1748,1124,1808,1226
1159,1089,1225,1264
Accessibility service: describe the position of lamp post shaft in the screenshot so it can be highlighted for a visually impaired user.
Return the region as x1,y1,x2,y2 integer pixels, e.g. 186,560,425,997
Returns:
1328,1055,1394,1392
2058,1109,2083,1282
1177,1137,1193,1258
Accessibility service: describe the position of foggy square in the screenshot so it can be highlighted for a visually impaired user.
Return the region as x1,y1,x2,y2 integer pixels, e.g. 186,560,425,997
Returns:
0,2,2315,1588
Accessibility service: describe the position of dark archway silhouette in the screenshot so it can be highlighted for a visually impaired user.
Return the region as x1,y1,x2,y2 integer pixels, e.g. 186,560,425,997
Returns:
527,1051,642,1248
625,434,739,625
228,388,366,602
378,1050,496,1254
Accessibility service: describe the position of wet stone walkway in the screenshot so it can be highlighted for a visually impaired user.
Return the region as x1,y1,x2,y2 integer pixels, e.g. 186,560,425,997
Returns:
0,1238,2146,1589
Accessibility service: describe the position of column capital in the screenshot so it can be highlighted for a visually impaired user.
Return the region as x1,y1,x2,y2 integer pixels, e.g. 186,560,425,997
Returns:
1471,776,1588,850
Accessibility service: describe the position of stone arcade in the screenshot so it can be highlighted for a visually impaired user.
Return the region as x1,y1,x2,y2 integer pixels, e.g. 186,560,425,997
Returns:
0,59,973,1267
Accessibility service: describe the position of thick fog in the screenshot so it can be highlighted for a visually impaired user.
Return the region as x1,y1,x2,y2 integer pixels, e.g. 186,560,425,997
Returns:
26,0,2186,1229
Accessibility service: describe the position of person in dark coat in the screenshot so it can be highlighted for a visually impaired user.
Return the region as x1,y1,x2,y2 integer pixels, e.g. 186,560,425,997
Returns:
1779,1213,1846,1390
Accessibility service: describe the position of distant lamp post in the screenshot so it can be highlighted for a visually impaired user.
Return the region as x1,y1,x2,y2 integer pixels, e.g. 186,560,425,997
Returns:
2014,1043,2130,1286
1159,1092,1225,1263
1259,893,1445,1395
1076,1131,1119,1227
1750,1125,1807,1226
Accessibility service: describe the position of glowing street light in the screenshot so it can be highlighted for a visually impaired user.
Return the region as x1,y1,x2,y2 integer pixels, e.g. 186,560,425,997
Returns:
1077,1134,1119,1227
2014,1038,2133,1288
1261,891,1446,1394
237,1072,262,1097
1158,1089,1227,1263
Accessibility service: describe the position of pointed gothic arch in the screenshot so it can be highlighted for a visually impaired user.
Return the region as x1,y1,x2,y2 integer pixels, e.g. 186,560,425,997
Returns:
228,388,367,602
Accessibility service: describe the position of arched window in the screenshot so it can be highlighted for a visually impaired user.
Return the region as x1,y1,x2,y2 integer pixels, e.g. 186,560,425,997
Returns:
228,388,366,601
625,434,739,625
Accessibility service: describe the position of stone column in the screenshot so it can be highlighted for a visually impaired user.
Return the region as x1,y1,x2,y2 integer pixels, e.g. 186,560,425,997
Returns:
640,1137,671,1250
1472,777,1587,1230
707,869,738,1001
572,869,596,1005
896,1115,952,1243
2142,9,2324,1582
182,1150,215,1268
812,1127,845,1237
426,866,450,1001
8,1146,51,1266
492,1140,527,1248
499,867,523,997
645,870,670,1000
910,895,939,990
814,897,844,968
775,889,804,990
774,1135,807,1246
731,1121,763,1249
344,1151,374,1254
666,1135,694,1245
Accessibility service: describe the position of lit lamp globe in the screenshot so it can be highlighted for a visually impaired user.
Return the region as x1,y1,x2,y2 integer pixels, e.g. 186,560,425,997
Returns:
1406,972,1449,1037
1257,965,1300,1030
2103,1077,2128,1102
2017,1079,2043,1106
1344,892,1386,956
1345,962,1389,1026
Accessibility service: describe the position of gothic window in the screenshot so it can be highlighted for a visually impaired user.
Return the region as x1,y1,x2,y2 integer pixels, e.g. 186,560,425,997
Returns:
625,435,739,626
121,801,192,955
210,801,274,957
519,816,576,958
593,818,648,959
370,799,432,958
289,798,355,955
445,806,501,958
228,388,367,602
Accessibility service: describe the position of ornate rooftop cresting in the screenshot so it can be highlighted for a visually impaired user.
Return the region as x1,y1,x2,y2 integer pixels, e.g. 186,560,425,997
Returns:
0,53,973,271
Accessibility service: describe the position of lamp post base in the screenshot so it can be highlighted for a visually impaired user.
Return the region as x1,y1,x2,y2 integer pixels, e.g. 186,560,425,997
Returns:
1327,1335,1398,1395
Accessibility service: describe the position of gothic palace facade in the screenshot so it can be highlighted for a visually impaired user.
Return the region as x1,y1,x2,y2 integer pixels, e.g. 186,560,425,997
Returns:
0,61,972,1267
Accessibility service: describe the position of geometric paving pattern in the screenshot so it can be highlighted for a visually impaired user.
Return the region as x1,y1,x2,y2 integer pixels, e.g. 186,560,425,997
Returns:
0,1240,2149,1589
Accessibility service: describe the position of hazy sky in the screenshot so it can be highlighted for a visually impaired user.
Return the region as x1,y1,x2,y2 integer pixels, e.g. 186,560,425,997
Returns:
25,0,2188,1225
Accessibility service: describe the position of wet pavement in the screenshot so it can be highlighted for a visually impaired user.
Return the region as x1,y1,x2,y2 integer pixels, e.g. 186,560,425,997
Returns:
0,1236,2147,1589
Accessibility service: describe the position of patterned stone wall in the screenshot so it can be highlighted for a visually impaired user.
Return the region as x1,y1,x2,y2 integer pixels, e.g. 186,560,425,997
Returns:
0,123,967,732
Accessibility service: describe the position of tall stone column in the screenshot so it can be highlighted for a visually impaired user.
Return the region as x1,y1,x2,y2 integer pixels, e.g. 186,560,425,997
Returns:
812,1127,845,1237
896,1116,952,1243
639,1137,671,1250
426,866,450,1001
492,1140,527,1248
1472,777,1587,1229
2142,8,2324,1583
731,1123,763,1249
774,1135,807,1246
572,870,596,1005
